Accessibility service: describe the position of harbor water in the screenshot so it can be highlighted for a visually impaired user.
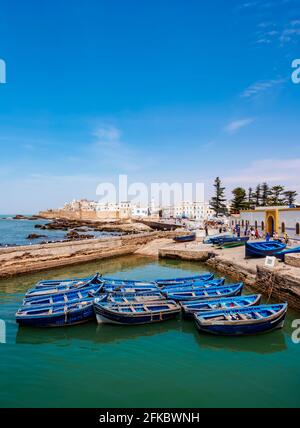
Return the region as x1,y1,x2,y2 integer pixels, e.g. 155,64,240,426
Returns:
0,215,118,246
1,255,300,408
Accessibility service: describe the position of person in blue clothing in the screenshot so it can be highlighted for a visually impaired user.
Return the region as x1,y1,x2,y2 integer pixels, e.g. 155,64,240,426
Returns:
266,232,270,242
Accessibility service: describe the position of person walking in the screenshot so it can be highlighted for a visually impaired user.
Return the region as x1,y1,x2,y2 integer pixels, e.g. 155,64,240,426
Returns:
266,232,270,242
205,224,209,237
284,232,289,245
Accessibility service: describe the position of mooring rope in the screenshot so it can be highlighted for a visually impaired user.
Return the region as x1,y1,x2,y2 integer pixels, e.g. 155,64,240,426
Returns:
266,271,276,303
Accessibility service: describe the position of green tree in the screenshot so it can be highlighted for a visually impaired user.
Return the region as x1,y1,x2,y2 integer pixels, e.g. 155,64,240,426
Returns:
269,185,285,206
253,184,261,206
230,187,248,213
210,177,227,217
261,182,270,206
283,190,298,206
247,187,254,209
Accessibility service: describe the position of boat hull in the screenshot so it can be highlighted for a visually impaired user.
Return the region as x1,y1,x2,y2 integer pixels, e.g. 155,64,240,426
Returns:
166,284,243,302
16,304,95,328
94,304,180,325
155,273,214,287
245,241,286,258
161,278,225,293
195,304,287,336
182,294,262,318
173,234,196,243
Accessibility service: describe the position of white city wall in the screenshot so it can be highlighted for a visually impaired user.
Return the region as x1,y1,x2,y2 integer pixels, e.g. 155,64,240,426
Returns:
279,210,300,238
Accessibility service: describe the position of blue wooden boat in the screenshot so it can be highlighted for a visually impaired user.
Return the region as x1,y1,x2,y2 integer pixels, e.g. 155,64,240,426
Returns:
204,234,233,244
173,233,196,243
34,275,95,288
155,273,214,287
161,278,225,292
94,300,181,325
164,283,243,301
34,274,155,289
206,236,249,245
25,274,102,297
276,246,300,262
16,300,95,327
245,241,286,258
95,291,165,304
102,279,156,287
181,294,262,318
102,283,160,294
23,282,103,306
194,303,288,336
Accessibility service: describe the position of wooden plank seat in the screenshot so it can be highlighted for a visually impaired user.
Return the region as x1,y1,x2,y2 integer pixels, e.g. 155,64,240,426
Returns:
253,312,264,319
238,313,250,320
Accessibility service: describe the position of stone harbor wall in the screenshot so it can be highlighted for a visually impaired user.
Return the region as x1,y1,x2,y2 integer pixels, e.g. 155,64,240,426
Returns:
0,231,177,278
39,209,119,221
205,255,257,287
255,266,300,310
285,253,300,268
206,255,300,310
159,242,300,310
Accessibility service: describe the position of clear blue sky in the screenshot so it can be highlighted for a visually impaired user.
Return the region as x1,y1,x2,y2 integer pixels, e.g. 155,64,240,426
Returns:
0,0,299,213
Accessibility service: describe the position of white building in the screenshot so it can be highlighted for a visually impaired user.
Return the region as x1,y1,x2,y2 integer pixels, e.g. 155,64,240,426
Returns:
62,199,97,212
230,206,300,240
162,202,214,221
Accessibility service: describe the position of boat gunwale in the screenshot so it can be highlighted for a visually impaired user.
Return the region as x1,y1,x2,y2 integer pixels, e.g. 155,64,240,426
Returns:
195,303,288,326
181,294,262,312
94,300,180,317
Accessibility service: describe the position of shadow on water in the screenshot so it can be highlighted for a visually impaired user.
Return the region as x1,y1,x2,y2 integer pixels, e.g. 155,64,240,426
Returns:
185,323,288,355
16,315,288,355
16,318,183,345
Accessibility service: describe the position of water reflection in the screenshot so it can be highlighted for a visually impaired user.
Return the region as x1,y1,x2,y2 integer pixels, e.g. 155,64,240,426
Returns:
16,315,288,355
180,319,288,354
16,319,183,346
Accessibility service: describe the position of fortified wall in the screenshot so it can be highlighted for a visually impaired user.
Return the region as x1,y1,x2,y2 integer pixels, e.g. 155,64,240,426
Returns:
39,209,120,221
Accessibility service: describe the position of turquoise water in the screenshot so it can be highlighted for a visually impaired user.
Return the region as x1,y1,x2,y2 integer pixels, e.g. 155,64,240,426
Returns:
0,255,300,408
0,215,116,246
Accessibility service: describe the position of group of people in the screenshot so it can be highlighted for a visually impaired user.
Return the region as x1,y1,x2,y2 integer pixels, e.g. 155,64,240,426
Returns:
232,225,290,244
204,223,290,245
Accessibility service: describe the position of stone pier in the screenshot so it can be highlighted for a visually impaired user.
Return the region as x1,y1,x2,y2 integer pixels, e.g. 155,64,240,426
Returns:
159,241,300,311
0,231,178,278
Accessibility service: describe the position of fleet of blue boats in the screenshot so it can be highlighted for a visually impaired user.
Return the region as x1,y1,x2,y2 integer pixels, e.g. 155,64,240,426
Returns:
15,271,288,336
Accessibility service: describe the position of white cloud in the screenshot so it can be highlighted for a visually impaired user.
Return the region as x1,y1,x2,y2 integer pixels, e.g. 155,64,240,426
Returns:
222,158,300,189
93,125,122,148
241,78,286,98
224,118,255,133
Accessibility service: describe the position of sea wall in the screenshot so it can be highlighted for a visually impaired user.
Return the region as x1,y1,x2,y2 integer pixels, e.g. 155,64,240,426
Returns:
206,252,300,310
255,266,300,310
206,255,300,310
205,255,257,286
158,242,300,310
0,231,177,278
39,209,119,221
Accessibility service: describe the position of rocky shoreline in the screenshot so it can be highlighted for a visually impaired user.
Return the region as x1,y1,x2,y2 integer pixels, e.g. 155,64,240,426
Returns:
34,218,152,234
1,215,156,247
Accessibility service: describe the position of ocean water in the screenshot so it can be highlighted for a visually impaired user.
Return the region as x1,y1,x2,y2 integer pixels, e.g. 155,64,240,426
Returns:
0,215,116,246
0,255,300,408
